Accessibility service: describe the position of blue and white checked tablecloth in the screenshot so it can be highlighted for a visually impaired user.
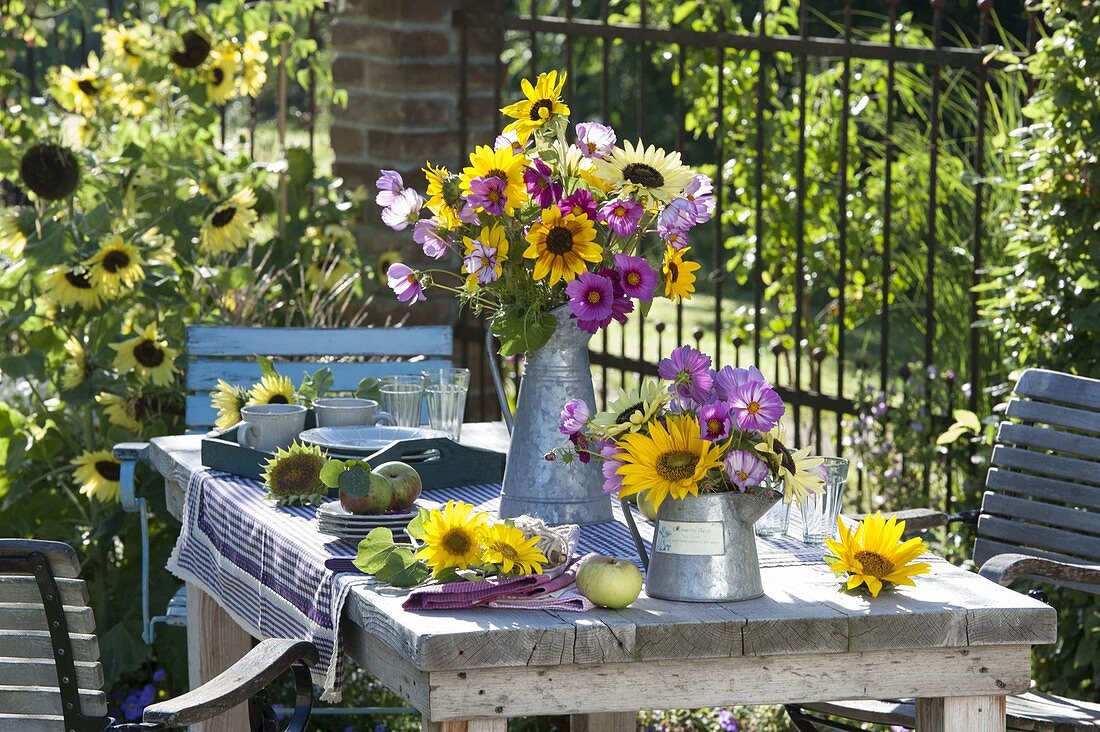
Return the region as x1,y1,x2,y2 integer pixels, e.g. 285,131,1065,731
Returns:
167,470,828,700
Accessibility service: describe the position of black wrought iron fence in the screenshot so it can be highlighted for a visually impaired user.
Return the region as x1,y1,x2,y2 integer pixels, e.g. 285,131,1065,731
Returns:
454,0,1035,514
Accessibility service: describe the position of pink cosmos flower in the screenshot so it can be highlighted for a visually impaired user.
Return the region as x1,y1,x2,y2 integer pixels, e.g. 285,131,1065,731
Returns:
684,174,716,223
663,230,689,250
524,159,562,208
467,175,508,216
458,200,480,224
698,401,731,441
566,271,615,324
559,189,598,220
375,170,404,208
559,398,590,436
724,450,769,492
386,263,425,304
600,442,625,494
598,197,644,237
380,188,424,231
463,240,501,284
658,345,714,403
712,365,766,402
576,122,617,159
727,379,785,432
613,253,658,301
413,218,450,259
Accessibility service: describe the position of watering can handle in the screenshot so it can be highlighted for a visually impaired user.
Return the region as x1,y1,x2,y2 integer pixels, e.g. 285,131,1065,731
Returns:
619,499,650,572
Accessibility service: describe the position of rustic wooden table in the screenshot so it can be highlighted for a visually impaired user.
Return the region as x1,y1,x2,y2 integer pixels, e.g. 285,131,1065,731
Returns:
149,424,1056,732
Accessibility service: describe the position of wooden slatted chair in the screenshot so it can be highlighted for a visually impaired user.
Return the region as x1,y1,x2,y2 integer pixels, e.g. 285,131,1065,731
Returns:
786,368,1100,731
0,538,318,731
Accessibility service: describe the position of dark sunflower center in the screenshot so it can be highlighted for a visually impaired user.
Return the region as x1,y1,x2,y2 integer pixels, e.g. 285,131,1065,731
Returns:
495,542,519,561
667,262,679,281
622,162,665,189
267,394,289,404
485,168,507,181
134,339,165,368
655,450,699,482
614,401,644,425
211,67,224,86
77,79,99,96
95,460,121,481
441,528,472,555
102,249,130,273
529,99,554,121
545,226,574,255
211,206,236,228
855,550,894,578
171,30,212,69
19,143,81,201
65,270,92,289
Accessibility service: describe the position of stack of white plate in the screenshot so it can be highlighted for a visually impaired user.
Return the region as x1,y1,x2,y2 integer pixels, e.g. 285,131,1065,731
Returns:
315,501,418,542
298,426,448,461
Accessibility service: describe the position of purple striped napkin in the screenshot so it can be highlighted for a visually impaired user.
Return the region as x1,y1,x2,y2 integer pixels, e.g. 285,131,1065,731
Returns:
403,557,591,611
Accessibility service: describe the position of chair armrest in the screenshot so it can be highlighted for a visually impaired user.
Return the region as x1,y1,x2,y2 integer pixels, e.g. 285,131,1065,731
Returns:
113,442,150,462
978,553,1100,590
142,639,318,727
856,508,980,533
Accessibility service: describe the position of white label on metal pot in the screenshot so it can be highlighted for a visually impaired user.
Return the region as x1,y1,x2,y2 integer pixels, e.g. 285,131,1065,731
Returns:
654,520,725,556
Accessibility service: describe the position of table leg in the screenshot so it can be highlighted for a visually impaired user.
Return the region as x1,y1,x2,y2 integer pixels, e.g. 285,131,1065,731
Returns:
571,712,637,731
185,582,253,731
421,717,508,732
916,695,1007,731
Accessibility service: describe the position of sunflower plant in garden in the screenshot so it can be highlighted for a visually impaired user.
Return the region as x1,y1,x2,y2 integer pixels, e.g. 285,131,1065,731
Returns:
554,345,825,511
0,0,370,690
375,70,712,355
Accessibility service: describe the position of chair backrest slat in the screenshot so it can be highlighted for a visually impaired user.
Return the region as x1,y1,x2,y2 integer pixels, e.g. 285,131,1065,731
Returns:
184,324,454,431
0,601,96,634
0,713,68,731
0,659,103,689
974,369,1100,594
0,686,107,718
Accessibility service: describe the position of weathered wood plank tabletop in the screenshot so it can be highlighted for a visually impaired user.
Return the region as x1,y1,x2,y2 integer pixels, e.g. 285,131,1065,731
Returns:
149,425,1056,732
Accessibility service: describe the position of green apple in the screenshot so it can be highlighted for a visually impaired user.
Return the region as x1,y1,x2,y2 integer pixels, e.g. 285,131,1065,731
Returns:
372,461,423,511
575,554,643,609
637,491,659,521
338,468,392,515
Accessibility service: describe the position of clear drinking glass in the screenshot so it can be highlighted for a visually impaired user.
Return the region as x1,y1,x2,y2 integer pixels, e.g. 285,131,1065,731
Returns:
798,457,850,545
423,368,470,440
755,498,792,538
379,374,425,428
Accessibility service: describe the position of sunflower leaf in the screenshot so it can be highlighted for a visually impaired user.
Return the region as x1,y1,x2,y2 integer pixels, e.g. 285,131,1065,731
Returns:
353,528,397,574
256,356,277,379
406,506,431,541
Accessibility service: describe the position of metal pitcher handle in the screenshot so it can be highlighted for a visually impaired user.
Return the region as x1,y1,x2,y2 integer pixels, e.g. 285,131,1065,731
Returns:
619,498,650,571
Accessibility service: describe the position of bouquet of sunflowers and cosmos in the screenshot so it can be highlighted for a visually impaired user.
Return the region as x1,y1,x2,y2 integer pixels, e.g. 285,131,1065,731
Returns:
553,345,826,512
374,70,715,355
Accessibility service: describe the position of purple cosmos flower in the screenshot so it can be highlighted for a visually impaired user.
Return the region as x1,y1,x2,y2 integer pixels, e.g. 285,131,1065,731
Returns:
684,174,716,223
374,169,404,208
663,229,689,250
712,365,766,401
576,121,616,159
386,263,426,304
658,197,698,234
724,450,769,492
598,198,644,237
463,240,501,284
494,130,523,154
380,188,424,231
698,401,731,441
727,379,785,432
600,442,625,494
152,669,168,684
524,159,562,208
614,253,658,301
559,398,590,436
458,200,480,224
658,345,713,403
467,175,508,216
718,710,740,732
413,218,450,259
559,189,598,220
566,271,615,324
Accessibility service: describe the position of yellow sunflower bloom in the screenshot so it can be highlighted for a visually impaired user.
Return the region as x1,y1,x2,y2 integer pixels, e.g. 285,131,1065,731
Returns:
615,414,726,511
459,145,528,216
111,323,179,386
61,337,87,390
54,58,107,116
481,523,547,576
523,207,601,285
423,163,466,229
210,379,248,430
239,32,268,97
595,139,695,204
825,513,931,598
102,24,149,69
662,245,700,303
86,234,144,297
306,256,356,289
203,42,239,105
0,208,27,259
414,500,491,573
44,265,104,309
247,373,297,406
200,188,258,254
71,449,122,503
96,392,143,433
754,425,825,503
589,381,670,439
500,70,570,143
113,82,156,118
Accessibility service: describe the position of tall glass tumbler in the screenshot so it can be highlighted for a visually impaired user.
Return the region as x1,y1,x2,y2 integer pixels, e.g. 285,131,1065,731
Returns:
798,457,850,545
380,375,425,428
423,368,470,440
755,498,792,538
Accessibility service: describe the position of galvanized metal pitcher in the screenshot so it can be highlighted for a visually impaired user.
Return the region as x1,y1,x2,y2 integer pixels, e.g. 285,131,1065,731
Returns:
498,306,613,525
624,490,781,602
